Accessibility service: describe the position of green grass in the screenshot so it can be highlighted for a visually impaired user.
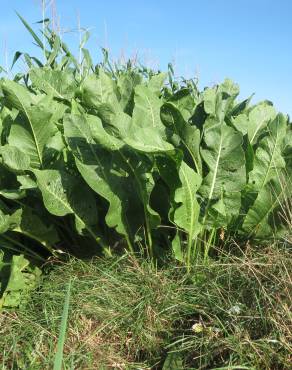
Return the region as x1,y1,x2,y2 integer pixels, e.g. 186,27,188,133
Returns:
0,245,291,369
53,279,72,370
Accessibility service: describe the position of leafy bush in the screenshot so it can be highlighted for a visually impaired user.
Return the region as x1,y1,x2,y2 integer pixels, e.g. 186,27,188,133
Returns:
0,18,291,272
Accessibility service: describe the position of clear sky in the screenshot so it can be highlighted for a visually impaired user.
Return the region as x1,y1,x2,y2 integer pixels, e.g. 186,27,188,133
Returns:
1,0,292,115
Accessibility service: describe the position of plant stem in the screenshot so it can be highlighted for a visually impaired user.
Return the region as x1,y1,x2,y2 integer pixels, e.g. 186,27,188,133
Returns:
186,236,193,273
42,0,46,64
1,234,45,262
204,228,216,264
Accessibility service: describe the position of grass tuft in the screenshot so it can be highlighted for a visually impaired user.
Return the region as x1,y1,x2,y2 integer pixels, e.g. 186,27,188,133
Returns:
0,246,291,369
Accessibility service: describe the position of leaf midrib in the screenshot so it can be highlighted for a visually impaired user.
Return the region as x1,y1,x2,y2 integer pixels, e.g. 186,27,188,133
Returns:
181,167,196,239
40,78,64,100
168,107,201,176
145,95,156,127
42,175,87,232
260,131,282,190
13,89,43,166
246,183,285,235
71,118,131,236
208,135,223,201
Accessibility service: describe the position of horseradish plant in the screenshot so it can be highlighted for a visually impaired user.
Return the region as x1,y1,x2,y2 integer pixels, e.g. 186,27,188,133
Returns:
0,17,291,272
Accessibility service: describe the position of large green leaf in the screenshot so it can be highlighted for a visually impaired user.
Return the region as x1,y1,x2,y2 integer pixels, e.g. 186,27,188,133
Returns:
117,72,141,112
1,79,36,110
167,88,196,121
2,81,57,167
218,78,240,97
203,87,220,117
86,114,124,151
0,145,30,172
107,111,132,139
242,180,284,237
64,113,160,245
147,73,167,96
12,207,59,250
123,85,173,153
33,169,98,236
0,162,25,199
233,103,276,145
200,123,246,200
161,102,202,174
0,209,11,234
132,84,165,132
207,191,242,229
88,110,161,238
124,126,174,153
80,71,120,110
0,254,41,309
63,113,137,240
248,114,287,191
247,103,277,144
30,68,77,99
80,71,123,125
243,114,288,236
203,79,239,121
0,204,57,251
199,123,246,227
71,112,160,240
173,161,202,241
121,151,160,234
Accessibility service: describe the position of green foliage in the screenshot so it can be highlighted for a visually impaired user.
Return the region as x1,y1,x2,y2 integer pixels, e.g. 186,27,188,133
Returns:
0,252,41,309
0,17,291,302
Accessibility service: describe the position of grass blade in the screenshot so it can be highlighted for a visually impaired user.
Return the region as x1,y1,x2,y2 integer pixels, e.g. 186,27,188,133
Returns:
53,279,72,370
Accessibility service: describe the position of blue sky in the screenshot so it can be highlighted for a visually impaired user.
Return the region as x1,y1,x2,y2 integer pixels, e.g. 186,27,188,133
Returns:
1,0,292,115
